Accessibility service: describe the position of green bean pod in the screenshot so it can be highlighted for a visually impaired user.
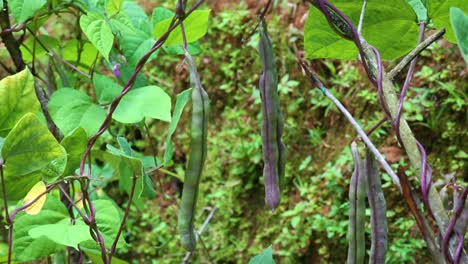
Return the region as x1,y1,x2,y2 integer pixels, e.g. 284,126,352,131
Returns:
258,19,286,210
365,149,387,264
178,51,210,252
347,142,366,264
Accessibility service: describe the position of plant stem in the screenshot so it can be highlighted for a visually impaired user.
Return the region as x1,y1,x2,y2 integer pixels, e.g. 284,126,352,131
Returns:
300,61,402,192
0,0,24,71
388,28,445,80
183,208,218,263
0,161,12,264
109,175,138,261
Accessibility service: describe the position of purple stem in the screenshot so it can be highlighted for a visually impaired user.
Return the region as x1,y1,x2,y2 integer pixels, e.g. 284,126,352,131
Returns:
443,187,468,264
370,47,392,118
394,22,426,143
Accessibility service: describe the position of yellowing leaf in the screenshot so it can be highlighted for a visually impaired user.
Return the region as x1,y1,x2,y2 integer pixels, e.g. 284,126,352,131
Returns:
23,181,47,215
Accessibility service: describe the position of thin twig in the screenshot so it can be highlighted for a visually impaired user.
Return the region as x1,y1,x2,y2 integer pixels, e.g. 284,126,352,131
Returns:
357,0,367,35
300,61,402,192
388,28,445,80
109,175,138,261
183,208,218,263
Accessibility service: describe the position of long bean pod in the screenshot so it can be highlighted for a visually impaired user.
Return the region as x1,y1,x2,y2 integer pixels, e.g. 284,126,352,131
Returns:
347,143,366,264
365,149,387,264
178,50,210,252
258,19,286,210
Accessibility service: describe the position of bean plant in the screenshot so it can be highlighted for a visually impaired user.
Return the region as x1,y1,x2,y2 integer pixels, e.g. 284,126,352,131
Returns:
0,0,466,263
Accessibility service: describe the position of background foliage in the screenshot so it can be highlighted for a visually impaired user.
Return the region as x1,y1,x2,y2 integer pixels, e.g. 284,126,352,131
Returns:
0,0,466,263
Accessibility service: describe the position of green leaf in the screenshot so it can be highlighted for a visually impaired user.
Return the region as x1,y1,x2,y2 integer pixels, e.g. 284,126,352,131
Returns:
121,1,151,33
0,2,3,11
406,0,428,22
106,0,123,16
304,0,419,60
109,8,157,66
62,40,99,69
93,74,122,104
450,7,468,64
20,35,60,63
2,113,67,200
164,88,191,164
93,200,126,247
103,139,155,199
13,195,68,261
151,7,174,26
9,0,47,23
153,10,211,46
110,15,158,66
429,0,467,43
48,88,106,137
60,128,87,176
80,12,114,61
29,219,93,250
249,246,275,264
0,69,40,137
113,86,171,124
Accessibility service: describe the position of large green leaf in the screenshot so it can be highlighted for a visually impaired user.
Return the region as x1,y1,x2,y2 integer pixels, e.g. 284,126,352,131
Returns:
60,128,87,176
2,113,67,200
80,12,114,61
13,195,68,261
113,86,171,124
153,10,211,46
29,219,93,250
304,0,419,60
164,88,191,164
249,246,275,264
0,69,40,137
93,74,122,104
93,200,125,248
450,7,468,64
429,0,467,43
48,88,106,137
9,0,47,23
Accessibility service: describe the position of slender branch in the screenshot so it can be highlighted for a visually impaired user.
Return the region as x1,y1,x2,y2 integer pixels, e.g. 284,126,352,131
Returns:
0,161,12,264
183,208,218,263
388,28,445,80
58,185,90,224
9,184,57,221
0,161,10,222
357,0,367,35
0,1,24,71
109,175,138,261
299,61,402,192
50,50,91,78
